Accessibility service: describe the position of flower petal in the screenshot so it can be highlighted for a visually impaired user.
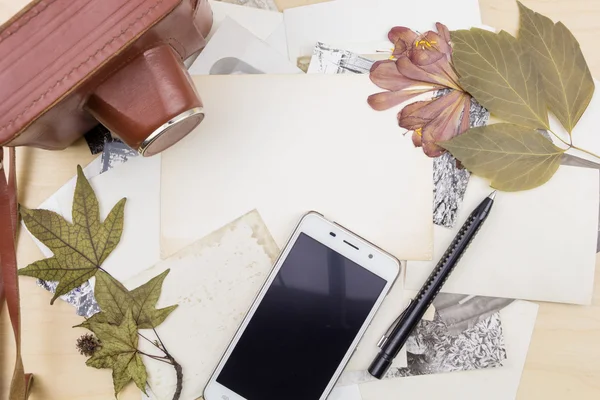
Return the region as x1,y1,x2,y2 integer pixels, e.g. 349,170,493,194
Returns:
458,94,472,134
399,100,435,130
389,26,418,57
436,22,451,46
410,31,448,66
369,60,422,91
412,130,423,148
422,141,446,157
429,29,452,60
423,66,460,91
396,56,459,89
428,94,468,141
367,88,433,111
420,57,460,87
419,91,470,157
410,48,445,66
399,90,464,130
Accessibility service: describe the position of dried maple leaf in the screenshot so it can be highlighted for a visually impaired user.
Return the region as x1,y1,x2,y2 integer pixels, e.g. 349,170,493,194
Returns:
76,269,177,330
86,309,148,397
368,22,472,157
19,166,126,304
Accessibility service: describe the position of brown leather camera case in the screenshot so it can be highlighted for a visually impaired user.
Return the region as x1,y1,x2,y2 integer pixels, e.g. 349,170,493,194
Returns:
0,0,213,155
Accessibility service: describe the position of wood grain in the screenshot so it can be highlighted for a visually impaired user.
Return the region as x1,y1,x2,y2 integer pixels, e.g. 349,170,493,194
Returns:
2,0,600,399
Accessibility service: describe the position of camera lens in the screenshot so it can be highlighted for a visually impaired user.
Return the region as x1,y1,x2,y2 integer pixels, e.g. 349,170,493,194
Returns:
368,254,373,259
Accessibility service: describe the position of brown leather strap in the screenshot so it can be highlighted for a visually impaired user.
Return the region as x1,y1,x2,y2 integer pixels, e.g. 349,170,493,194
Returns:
8,147,18,235
0,147,33,399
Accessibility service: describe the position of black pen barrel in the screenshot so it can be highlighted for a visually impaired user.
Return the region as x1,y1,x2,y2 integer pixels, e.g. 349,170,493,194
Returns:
368,196,494,379
368,352,393,379
368,299,419,378
414,197,493,314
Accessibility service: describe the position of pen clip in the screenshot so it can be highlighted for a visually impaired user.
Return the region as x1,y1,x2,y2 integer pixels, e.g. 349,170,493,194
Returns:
377,299,413,349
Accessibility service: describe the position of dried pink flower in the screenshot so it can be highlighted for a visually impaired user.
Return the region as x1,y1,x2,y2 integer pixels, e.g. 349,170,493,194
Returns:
368,22,471,157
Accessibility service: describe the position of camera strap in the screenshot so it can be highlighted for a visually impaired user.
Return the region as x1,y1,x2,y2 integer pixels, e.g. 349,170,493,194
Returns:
0,147,33,399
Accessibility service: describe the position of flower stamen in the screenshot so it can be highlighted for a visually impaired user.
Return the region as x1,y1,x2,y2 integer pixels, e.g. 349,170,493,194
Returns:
415,39,438,50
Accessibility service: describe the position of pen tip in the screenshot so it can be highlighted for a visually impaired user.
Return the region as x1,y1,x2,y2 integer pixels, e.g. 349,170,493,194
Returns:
488,190,497,200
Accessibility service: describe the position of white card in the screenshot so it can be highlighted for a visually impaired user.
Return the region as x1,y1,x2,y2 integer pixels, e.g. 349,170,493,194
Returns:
209,0,283,41
161,74,434,260
283,0,482,62
31,157,103,221
189,17,301,75
133,211,280,400
328,385,363,400
265,22,289,57
406,167,599,305
358,300,539,400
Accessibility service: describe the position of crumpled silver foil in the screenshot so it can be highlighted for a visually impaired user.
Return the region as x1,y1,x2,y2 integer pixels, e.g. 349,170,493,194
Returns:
37,280,101,318
433,96,489,228
433,153,470,227
100,141,138,173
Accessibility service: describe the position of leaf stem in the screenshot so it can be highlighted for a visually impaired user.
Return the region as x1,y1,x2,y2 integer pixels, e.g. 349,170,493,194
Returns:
153,328,168,352
139,332,165,353
547,129,571,148
547,129,600,161
152,328,183,400
170,357,183,400
138,351,172,365
570,145,600,161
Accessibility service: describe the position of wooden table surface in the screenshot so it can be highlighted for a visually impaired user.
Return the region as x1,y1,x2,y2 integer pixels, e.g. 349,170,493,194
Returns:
1,0,600,399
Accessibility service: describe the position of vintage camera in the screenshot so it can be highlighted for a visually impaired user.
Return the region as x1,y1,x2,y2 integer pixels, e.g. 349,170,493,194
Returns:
0,0,213,156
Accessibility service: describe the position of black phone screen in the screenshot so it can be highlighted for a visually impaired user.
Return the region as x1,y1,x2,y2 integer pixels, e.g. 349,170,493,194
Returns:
216,233,387,400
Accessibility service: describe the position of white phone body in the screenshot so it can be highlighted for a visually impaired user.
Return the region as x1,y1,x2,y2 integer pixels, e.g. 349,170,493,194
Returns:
204,211,400,400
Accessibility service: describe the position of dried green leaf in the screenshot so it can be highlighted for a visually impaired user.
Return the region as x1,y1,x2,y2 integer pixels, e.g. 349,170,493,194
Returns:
92,270,177,329
440,123,565,191
112,351,147,396
517,1,595,133
74,311,109,330
19,166,126,304
86,352,118,370
86,310,148,397
451,28,550,130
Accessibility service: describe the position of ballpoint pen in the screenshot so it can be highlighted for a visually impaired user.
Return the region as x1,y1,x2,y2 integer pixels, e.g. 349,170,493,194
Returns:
368,191,497,379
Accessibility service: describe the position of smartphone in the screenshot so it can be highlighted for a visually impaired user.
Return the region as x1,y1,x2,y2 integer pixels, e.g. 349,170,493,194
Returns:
204,212,400,400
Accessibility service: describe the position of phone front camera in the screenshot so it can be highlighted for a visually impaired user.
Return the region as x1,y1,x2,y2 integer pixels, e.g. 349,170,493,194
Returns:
368,254,373,259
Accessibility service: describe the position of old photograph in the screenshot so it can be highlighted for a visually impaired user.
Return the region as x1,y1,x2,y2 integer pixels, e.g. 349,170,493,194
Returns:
338,294,513,386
